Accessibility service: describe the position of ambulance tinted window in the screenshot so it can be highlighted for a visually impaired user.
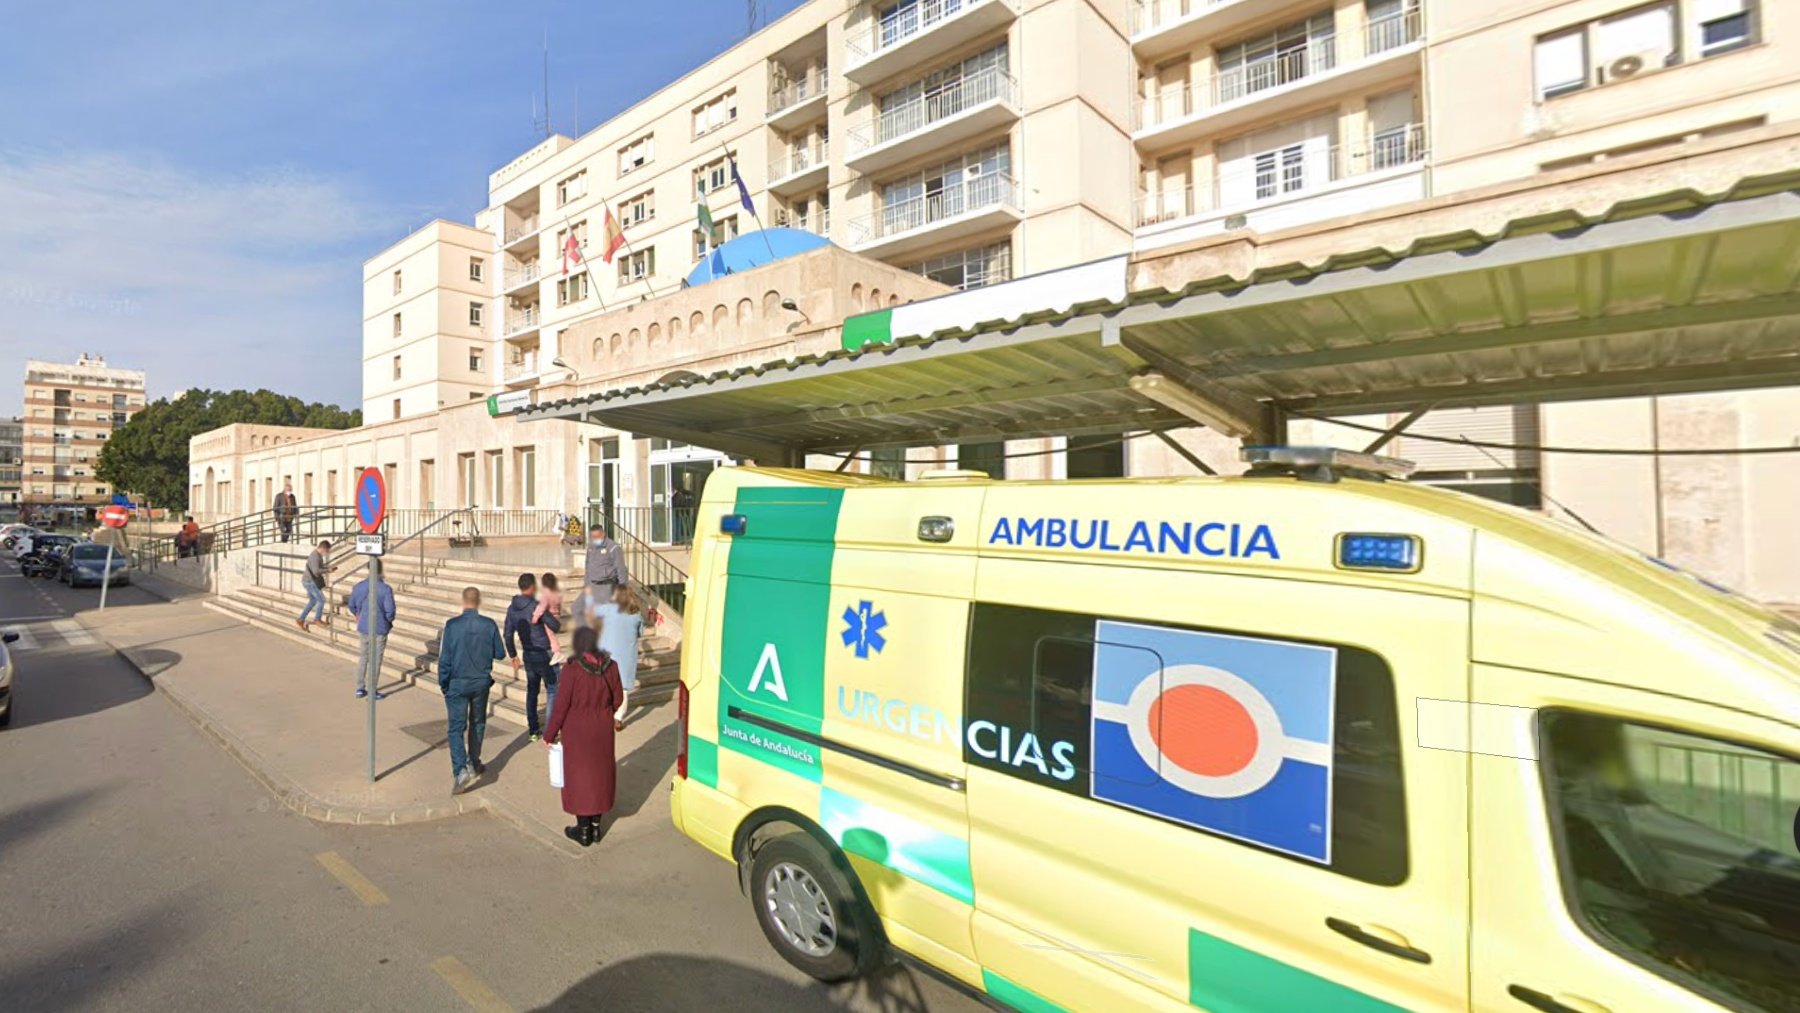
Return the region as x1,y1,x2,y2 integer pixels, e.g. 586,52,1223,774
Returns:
965,603,1409,885
1542,713,1800,1012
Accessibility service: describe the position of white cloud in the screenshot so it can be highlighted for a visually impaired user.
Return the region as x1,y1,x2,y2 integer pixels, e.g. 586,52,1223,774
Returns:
0,149,415,414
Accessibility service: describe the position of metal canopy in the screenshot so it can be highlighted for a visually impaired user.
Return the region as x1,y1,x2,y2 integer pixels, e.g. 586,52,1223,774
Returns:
519,175,1800,457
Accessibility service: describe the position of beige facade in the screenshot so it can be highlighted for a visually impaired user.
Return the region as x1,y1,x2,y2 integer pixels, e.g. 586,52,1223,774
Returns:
361,220,494,421
20,354,146,508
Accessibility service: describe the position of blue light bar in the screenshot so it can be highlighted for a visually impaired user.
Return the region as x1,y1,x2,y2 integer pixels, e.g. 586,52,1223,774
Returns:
1336,533,1421,573
720,513,748,536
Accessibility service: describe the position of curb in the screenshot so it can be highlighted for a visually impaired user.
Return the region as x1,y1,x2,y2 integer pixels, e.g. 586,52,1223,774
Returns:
111,643,491,827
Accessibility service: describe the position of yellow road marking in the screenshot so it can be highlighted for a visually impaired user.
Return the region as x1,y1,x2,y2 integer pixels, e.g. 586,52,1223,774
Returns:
315,851,390,907
431,956,515,1013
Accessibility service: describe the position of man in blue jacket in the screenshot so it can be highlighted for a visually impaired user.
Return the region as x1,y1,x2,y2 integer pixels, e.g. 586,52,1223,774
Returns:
504,572,562,741
347,559,397,700
438,586,505,793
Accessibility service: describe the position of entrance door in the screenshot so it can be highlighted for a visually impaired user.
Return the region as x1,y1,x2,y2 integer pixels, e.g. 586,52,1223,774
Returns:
586,461,618,531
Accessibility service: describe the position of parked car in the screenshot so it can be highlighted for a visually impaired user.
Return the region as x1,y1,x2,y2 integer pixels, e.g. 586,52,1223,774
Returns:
59,543,130,588
0,630,16,727
2,525,42,553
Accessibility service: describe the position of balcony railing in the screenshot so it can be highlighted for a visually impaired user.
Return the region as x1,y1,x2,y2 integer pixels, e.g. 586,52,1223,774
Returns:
849,68,1017,153
769,67,828,113
768,140,828,182
504,262,541,290
503,215,540,244
1136,11,1421,130
1129,0,1223,36
846,0,1009,64
1134,124,1426,227
775,209,831,236
503,356,540,382
851,172,1019,245
505,306,540,335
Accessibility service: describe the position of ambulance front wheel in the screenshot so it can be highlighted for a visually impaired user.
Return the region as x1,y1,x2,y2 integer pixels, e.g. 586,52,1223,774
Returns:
749,833,881,982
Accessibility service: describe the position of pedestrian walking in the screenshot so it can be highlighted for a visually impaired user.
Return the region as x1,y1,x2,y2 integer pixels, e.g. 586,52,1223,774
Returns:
348,559,396,700
590,585,646,731
297,539,334,631
505,572,563,741
532,572,566,665
438,586,505,794
273,480,299,543
544,624,624,848
582,525,628,614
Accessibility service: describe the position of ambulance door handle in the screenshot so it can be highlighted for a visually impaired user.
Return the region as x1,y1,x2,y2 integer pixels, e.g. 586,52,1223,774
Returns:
1324,918,1431,964
1507,985,1610,1013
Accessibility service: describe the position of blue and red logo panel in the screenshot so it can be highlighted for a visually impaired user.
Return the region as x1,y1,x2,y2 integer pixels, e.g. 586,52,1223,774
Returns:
1089,621,1337,863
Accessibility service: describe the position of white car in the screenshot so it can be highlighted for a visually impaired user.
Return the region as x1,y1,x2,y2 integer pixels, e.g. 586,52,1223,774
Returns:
3,526,43,554
0,630,16,727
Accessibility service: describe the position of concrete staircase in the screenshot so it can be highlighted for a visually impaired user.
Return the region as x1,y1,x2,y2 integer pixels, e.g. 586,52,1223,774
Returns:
205,554,680,726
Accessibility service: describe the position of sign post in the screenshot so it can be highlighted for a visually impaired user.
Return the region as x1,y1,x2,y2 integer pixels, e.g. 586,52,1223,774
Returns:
355,468,388,783
99,504,130,612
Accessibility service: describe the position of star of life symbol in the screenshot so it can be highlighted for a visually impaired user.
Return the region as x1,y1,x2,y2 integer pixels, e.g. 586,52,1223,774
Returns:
840,601,888,659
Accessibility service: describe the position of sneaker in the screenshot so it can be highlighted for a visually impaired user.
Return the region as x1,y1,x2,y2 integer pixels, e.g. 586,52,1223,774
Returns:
296,619,308,632
355,688,368,699
528,733,541,743
374,691,386,701
453,769,476,795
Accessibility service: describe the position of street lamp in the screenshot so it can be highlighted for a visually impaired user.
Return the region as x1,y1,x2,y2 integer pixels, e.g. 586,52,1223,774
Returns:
551,356,580,383
779,297,812,326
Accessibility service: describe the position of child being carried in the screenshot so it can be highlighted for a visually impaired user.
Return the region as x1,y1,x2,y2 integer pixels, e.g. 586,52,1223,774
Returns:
532,572,566,665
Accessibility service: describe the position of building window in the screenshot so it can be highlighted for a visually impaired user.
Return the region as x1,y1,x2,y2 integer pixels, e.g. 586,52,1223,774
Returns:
392,355,402,381
911,242,1012,290
879,143,1010,236
392,269,402,294
1540,711,1800,1008
617,133,654,176
1535,3,1680,99
693,215,738,259
618,248,656,283
870,448,906,481
392,399,402,419
469,257,485,282
518,447,537,509
469,348,484,372
392,312,402,339
558,273,589,307
556,220,588,260
965,603,1407,885
957,442,1005,479
1696,0,1756,56
693,155,734,197
1215,12,1337,103
556,170,587,206
692,90,738,138
620,190,655,227
468,301,484,328
486,451,505,508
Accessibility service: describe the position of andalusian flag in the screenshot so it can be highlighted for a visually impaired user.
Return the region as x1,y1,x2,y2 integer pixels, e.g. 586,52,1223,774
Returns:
600,207,625,264
695,181,715,238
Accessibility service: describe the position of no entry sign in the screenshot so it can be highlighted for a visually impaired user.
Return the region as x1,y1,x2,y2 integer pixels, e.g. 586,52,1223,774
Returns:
101,504,131,529
356,468,387,535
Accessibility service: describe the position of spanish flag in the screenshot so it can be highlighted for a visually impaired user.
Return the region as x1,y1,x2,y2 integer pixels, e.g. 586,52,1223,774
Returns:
600,207,626,264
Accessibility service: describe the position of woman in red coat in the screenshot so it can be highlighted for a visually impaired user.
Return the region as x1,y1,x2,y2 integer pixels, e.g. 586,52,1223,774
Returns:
543,624,624,847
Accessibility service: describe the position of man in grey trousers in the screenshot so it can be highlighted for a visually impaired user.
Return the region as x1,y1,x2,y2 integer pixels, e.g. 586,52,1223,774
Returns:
348,558,396,701
583,525,628,617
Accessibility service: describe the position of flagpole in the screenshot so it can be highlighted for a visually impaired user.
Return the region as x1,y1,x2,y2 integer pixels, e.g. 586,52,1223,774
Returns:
720,143,779,264
603,194,664,301
554,207,608,313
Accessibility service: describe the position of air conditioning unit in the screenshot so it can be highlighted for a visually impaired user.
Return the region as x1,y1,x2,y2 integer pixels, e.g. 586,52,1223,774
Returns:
965,164,985,178
1603,49,1668,83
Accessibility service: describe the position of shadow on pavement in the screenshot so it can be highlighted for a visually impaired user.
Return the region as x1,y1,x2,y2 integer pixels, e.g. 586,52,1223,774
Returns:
9,647,155,728
532,953,944,1013
0,892,198,1013
0,786,117,857
614,719,677,821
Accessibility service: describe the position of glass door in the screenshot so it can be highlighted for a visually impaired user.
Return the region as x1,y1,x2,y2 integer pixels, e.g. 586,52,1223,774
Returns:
649,463,670,544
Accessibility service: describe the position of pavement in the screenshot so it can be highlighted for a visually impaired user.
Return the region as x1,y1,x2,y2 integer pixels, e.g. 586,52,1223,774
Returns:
1,557,986,1012
83,570,677,855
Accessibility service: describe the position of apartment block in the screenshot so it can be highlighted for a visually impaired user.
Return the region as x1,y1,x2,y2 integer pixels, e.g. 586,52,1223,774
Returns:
0,417,22,510
361,220,495,421
20,354,147,509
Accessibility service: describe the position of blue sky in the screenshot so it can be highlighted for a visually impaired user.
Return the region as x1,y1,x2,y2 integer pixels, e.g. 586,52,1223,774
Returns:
0,0,804,416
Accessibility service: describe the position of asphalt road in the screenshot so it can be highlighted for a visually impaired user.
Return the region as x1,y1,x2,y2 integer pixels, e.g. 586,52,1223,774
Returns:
0,560,988,1013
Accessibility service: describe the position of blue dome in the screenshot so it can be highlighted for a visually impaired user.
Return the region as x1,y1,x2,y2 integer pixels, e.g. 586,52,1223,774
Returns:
684,228,831,288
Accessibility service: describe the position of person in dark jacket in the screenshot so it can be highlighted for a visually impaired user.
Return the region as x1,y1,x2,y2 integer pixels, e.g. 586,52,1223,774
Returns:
347,560,396,700
504,572,562,741
544,624,624,847
438,586,506,794
272,480,299,543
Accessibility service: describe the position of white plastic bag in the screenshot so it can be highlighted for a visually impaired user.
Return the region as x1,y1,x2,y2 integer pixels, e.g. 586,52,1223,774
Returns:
547,742,564,789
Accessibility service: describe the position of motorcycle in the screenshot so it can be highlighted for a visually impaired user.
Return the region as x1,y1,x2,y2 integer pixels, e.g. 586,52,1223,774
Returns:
19,551,59,579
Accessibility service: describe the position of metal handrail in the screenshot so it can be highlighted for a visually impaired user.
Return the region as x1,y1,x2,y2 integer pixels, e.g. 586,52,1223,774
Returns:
137,504,358,569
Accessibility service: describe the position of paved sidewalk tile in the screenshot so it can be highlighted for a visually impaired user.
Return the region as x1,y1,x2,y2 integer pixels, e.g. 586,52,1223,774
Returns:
80,597,679,855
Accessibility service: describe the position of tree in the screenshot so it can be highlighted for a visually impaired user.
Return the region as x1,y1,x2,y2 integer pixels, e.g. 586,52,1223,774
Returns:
97,389,361,510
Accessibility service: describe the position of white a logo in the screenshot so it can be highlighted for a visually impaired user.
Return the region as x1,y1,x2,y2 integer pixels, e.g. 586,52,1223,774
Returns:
747,642,789,702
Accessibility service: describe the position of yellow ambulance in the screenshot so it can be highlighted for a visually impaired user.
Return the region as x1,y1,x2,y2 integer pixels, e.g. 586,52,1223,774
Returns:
669,447,1800,1013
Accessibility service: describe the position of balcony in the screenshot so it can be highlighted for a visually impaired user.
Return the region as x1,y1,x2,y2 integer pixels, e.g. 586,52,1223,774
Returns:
844,0,1018,86
1134,125,1427,249
503,261,542,294
768,140,830,196
505,305,541,337
1133,9,1422,146
849,171,1021,258
502,214,541,250
846,68,1019,175
503,354,541,386
768,67,829,132
1131,0,1317,61
775,208,831,238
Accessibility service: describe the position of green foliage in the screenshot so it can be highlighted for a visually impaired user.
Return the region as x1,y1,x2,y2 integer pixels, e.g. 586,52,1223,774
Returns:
96,389,361,509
